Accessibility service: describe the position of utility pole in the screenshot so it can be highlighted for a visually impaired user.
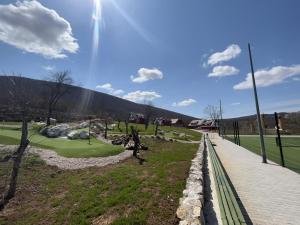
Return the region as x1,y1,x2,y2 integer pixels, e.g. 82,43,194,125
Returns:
248,43,267,163
219,99,223,137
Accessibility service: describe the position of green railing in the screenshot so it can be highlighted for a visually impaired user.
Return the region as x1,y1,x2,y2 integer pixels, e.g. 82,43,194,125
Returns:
206,136,247,225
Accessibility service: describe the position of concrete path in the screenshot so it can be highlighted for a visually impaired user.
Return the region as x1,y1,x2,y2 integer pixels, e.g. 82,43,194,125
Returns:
208,133,300,225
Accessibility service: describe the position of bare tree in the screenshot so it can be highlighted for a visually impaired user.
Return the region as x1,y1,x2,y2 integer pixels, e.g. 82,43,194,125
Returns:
204,105,221,121
144,101,154,130
46,71,73,126
0,76,31,211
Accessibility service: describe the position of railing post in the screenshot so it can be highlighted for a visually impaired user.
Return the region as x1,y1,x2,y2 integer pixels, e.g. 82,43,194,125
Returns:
237,121,241,146
274,112,285,167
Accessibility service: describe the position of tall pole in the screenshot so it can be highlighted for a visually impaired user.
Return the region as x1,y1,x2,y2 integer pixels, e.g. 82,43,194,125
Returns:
219,99,223,137
274,112,285,167
248,43,267,163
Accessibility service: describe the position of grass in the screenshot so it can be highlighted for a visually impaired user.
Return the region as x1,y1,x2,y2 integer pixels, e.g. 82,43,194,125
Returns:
0,139,199,225
0,128,123,158
110,122,202,141
225,135,300,174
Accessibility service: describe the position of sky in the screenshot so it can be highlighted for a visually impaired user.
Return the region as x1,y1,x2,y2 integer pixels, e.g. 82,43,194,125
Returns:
0,0,300,118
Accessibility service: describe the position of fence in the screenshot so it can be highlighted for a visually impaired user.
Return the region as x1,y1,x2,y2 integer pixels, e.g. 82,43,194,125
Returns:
220,112,300,174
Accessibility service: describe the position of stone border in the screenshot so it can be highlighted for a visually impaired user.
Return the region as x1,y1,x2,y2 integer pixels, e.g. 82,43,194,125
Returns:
0,145,132,170
176,137,205,225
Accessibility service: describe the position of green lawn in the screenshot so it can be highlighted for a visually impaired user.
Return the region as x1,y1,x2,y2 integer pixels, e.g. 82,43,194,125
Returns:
0,129,123,158
110,122,202,141
0,139,199,225
226,135,300,174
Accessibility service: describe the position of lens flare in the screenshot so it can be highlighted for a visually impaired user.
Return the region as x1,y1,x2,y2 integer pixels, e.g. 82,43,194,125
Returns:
92,0,102,58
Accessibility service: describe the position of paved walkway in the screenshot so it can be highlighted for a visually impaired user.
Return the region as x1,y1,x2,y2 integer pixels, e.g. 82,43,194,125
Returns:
208,133,300,225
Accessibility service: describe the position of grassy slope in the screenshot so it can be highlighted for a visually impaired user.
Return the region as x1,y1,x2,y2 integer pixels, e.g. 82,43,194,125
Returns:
0,139,199,225
0,129,123,158
110,122,202,141
234,136,300,173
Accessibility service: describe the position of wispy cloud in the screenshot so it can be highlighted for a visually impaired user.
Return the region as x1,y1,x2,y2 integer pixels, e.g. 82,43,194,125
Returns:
172,99,197,107
123,90,161,102
234,64,300,90
0,1,78,58
43,65,55,71
207,44,241,66
131,68,163,83
231,102,241,106
96,83,124,96
208,65,239,77
262,98,300,113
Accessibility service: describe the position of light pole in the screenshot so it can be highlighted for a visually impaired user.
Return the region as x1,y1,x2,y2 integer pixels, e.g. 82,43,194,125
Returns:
248,43,267,163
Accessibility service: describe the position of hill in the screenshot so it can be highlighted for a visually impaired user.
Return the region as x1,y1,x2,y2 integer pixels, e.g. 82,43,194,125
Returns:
0,76,198,123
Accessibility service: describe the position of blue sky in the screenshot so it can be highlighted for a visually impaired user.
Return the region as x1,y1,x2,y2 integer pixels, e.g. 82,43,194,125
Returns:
0,0,300,118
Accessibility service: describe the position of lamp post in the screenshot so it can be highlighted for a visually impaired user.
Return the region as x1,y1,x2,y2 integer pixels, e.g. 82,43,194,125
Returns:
248,43,267,163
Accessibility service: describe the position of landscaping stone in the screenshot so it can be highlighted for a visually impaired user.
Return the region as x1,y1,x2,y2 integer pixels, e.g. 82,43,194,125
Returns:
46,124,70,138
76,121,89,129
176,137,205,225
67,130,80,140
39,127,49,136
79,131,89,139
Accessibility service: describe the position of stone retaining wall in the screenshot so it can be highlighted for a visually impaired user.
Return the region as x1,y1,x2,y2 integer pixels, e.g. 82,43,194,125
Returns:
176,137,205,225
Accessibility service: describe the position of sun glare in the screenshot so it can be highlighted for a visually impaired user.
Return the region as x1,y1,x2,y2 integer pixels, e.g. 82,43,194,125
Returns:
92,0,102,57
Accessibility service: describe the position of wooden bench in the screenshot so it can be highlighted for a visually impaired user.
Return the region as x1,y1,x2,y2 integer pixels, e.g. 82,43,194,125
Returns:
206,136,247,225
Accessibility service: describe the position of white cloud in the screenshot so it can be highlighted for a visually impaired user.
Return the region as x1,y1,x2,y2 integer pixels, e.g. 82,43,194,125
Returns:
131,68,163,83
112,89,124,95
172,99,197,107
208,44,241,66
0,1,79,58
234,64,300,90
231,102,241,106
208,65,239,77
293,77,300,81
96,83,113,92
123,91,161,102
43,65,55,71
96,83,124,96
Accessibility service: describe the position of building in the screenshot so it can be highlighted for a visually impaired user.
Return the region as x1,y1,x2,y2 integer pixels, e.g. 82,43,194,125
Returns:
129,113,145,124
188,119,205,129
153,117,172,126
171,118,184,127
200,120,218,131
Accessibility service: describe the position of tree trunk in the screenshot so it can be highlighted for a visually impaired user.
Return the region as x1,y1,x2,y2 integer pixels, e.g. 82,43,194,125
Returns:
104,121,108,139
131,127,140,157
46,107,52,126
125,121,128,135
0,119,29,211
155,123,159,136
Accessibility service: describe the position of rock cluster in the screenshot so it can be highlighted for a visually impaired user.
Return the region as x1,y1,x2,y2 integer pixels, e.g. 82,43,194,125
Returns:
40,124,70,138
176,137,205,225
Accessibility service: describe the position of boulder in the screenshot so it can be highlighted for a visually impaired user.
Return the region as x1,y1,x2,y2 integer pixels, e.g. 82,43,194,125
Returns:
79,131,89,139
77,121,89,129
67,131,80,140
46,124,70,138
39,127,49,136
112,139,123,145
49,118,56,126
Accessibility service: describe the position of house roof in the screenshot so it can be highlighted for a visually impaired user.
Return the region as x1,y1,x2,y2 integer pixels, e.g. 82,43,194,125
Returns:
188,119,205,126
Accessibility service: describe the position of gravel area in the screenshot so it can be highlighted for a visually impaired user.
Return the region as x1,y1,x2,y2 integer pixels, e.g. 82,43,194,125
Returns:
0,145,132,170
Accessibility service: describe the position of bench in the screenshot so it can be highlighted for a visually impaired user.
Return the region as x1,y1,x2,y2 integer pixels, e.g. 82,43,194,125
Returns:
206,136,247,225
